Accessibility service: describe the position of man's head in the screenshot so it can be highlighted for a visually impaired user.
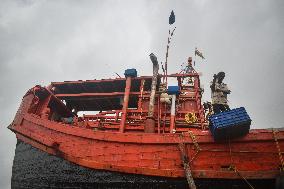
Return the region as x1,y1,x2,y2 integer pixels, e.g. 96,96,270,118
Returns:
217,71,225,83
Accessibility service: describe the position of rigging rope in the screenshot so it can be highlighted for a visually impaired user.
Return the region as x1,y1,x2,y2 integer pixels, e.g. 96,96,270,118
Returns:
139,80,145,120
179,133,197,189
272,128,284,171
228,137,255,189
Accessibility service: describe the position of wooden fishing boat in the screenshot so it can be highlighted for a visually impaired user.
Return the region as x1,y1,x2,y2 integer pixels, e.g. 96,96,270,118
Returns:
8,64,284,188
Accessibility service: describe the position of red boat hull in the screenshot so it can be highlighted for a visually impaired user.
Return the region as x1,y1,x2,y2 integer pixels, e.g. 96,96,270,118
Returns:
9,110,283,180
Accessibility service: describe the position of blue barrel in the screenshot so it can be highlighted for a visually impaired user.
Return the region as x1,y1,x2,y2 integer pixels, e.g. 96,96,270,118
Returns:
124,69,137,77
167,86,180,95
209,107,251,141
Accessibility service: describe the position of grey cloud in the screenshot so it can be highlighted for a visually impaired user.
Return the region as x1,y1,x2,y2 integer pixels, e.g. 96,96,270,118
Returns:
0,0,283,187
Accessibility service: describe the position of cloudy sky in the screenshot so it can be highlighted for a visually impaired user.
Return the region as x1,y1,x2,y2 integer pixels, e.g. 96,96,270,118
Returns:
0,0,283,188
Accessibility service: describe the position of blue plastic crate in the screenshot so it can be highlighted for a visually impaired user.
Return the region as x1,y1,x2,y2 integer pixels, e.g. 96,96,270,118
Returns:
209,107,251,141
168,86,180,95
124,69,137,78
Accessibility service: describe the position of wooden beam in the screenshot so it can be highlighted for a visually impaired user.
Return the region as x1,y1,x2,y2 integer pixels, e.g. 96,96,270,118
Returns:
55,92,141,98
51,76,153,86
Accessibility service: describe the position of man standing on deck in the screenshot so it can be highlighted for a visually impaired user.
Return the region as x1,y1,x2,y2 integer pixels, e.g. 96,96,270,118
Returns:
210,71,231,114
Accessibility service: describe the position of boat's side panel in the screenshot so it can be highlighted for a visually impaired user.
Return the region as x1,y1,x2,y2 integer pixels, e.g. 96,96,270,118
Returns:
13,118,184,177
9,113,283,179
12,139,276,189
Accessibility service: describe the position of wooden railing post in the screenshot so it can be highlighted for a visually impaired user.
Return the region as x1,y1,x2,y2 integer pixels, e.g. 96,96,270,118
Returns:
119,69,137,132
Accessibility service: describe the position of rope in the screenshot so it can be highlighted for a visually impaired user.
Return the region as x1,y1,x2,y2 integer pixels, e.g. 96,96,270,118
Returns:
185,113,197,124
272,128,284,171
227,137,255,189
233,167,255,189
228,138,233,166
139,80,145,120
179,133,197,189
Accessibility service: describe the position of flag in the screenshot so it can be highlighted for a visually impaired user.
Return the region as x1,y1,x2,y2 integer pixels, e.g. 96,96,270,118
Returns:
169,10,175,25
195,47,205,59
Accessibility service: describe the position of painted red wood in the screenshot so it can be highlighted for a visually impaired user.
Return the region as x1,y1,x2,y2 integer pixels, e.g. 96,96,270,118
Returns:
9,75,284,180
9,111,283,179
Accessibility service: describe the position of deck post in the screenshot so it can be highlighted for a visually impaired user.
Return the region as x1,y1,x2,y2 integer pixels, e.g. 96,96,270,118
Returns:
119,76,132,132
119,69,137,133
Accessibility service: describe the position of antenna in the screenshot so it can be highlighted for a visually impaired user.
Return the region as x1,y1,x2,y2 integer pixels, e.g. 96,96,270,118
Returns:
115,72,121,78
164,11,176,87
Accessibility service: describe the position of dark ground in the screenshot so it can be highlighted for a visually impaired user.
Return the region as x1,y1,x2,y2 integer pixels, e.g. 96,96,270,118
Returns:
11,140,275,189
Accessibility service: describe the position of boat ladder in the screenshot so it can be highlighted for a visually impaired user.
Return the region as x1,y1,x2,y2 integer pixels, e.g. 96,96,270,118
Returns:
179,134,197,189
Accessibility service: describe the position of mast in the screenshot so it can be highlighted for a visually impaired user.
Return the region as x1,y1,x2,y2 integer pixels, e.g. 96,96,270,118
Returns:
164,10,176,87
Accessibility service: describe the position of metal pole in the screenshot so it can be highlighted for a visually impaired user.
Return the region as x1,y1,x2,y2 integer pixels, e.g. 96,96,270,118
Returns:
157,95,161,134
148,63,159,117
145,53,159,133
169,94,176,133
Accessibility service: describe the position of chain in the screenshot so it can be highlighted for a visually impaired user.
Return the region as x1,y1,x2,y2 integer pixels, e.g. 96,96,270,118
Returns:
272,128,284,171
188,131,200,151
187,131,201,163
179,133,197,189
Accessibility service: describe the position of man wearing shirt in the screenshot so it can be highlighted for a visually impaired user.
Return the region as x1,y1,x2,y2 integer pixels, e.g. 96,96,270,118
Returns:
210,72,231,114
